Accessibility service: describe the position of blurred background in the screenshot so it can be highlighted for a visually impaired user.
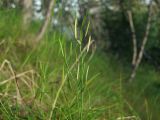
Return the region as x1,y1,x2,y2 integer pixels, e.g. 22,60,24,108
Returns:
1,0,160,66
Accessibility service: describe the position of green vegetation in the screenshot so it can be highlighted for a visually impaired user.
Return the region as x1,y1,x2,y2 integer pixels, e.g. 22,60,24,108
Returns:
0,9,160,120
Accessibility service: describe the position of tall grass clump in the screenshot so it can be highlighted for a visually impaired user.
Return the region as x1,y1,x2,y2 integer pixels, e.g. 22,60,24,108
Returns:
0,9,145,119
0,16,110,119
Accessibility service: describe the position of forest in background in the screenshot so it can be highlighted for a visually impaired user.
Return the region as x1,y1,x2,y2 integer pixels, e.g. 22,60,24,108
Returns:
0,0,160,119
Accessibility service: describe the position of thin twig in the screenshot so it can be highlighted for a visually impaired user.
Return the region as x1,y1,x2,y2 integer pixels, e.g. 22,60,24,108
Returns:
0,70,35,85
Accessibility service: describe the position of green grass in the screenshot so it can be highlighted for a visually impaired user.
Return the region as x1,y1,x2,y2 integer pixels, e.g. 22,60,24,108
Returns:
0,9,160,120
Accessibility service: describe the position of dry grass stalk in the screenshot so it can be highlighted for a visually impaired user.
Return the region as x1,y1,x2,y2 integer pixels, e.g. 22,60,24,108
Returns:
0,59,38,105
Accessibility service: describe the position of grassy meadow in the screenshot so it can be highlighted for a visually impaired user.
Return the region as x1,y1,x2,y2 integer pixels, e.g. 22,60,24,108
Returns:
0,9,160,120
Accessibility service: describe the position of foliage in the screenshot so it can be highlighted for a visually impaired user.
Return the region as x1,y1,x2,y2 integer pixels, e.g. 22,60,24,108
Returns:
103,1,160,66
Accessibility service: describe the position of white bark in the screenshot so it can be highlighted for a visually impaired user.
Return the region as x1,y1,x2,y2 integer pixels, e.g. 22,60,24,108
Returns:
130,0,153,82
127,10,138,68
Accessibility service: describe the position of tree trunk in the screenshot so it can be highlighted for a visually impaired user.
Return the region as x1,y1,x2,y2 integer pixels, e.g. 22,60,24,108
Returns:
22,0,33,27
155,0,160,9
127,10,138,68
129,0,153,82
35,0,55,42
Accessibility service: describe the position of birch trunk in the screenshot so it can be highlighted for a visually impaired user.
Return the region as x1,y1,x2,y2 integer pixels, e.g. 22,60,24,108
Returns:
35,0,55,42
127,10,138,68
129,0,153,82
